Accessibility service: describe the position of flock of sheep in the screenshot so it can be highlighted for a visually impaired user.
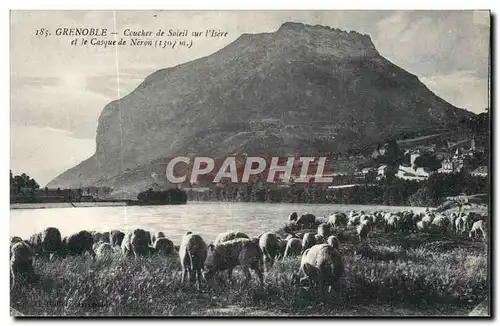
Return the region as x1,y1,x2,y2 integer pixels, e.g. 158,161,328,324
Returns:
10,208,488,295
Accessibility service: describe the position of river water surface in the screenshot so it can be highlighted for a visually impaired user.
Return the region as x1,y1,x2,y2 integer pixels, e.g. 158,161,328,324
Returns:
10,201,426,244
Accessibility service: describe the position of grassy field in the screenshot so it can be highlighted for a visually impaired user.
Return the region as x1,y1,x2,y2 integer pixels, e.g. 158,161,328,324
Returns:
10,222,489,317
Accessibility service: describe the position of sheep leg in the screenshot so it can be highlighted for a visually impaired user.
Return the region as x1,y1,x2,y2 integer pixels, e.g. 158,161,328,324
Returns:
181,267,188,285
243,266,252,282
196,269,203,290
253,267,264,285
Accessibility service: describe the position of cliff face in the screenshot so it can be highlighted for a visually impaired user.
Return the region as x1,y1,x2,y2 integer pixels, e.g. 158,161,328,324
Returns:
48,22,472,197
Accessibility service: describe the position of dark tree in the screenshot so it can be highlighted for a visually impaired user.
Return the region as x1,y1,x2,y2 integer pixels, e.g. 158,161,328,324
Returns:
413,153,442,172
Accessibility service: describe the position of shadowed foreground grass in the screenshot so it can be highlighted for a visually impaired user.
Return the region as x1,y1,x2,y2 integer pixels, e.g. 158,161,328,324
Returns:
11,231,488,316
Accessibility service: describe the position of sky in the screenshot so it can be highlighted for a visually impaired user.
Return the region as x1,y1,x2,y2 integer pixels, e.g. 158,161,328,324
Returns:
10,10,490,187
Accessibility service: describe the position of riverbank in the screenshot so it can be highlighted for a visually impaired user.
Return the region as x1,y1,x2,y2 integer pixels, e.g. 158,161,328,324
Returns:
10,202,131,210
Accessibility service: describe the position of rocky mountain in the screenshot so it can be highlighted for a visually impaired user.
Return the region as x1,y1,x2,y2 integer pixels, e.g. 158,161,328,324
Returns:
47,22,473,198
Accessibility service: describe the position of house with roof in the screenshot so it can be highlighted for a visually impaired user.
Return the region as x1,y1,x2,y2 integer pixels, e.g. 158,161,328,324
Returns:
470,166,488,177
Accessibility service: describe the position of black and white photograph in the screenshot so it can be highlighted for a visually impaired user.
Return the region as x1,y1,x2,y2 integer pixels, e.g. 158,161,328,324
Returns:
9,9,491,317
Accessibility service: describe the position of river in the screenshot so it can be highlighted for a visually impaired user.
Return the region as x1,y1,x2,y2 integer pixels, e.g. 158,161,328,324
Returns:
10,201,427,244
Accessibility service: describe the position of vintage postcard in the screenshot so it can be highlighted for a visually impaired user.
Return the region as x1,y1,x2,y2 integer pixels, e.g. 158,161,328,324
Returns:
9,10,491,317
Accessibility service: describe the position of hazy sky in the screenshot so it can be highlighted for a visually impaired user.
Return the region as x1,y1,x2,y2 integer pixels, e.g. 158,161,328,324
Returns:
10,10,490,186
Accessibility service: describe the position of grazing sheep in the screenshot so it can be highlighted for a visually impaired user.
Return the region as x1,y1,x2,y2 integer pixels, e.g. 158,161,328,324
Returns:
121,229,149,258
357,221,369,242
91,231,106,243
448,213,459,230
430,217,450,234
416,220,430,233
371,212,385,229
277,239,288,259
296,213,316,229
179,232,208,290
421,214,434,225
412,213,423,230
317,223,332,238
258,232,280,271
110,230,125,247
289,212,298,222
101,232,110,243
399,212,414,233
11,236,23,245
10,237,23,255
153,237,175,256
298,244,344,293
327,236,340,249
469,220,487,239
64,230,95,259
203,238,263,285
359,215,372,228
347,215,361,227
214,231,249,245
328,213,348,228
29,227,63,257
10,241,37,289
302,233,316,252
315,234,327,244
386,215,401,232
283,238,303,259
455,216,466,234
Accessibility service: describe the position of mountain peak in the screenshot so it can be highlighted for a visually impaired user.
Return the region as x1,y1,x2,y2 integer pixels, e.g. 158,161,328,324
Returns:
274,21,378,57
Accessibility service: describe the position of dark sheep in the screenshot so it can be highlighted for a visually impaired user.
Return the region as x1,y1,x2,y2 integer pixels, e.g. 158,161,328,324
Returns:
64,230,95,259
29,227,63,257
258,232,280,271
91,231,104,244
399,212,414,233
283,238,302,259
296,213,316,229
153,237,175,256
179,233,207,289
372,213,385,230
10,241,37,289
317,223,332,237
204,238,264,285
153,231,165,244
11,236,23,245
110,230,125,247
289,212,298,222
121,229,149,258
102,232,110,243
214,231,249,245
10,236,23,255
